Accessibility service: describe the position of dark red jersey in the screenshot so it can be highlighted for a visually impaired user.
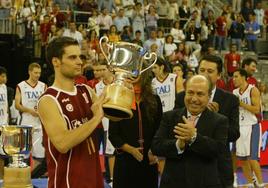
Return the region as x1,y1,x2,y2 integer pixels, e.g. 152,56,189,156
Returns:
39,84,103,188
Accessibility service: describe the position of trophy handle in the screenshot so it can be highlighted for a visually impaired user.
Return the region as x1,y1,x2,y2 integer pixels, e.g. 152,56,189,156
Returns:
99,36,112,65
140,52,157,74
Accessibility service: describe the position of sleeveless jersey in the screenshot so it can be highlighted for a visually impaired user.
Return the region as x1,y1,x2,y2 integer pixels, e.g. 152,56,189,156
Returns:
95,80,109,130
152,73,177,112
39,84,103,188
95,80,106,97
95,80,115,155
233,84,258,126
0,84,8,125
17,81,46,127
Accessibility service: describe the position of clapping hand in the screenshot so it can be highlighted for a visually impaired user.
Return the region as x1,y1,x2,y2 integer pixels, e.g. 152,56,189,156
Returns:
173,116,197,143
207,101,219,112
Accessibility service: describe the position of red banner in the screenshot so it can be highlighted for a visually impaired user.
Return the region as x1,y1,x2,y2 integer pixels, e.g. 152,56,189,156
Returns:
260,120,268,166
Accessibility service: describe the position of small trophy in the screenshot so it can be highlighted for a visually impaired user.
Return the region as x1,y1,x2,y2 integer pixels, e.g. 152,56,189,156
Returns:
100,36,157,121
0,125,33,188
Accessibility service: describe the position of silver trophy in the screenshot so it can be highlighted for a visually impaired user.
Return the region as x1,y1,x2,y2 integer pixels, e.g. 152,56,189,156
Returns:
100,36,157,121
0,125,33,188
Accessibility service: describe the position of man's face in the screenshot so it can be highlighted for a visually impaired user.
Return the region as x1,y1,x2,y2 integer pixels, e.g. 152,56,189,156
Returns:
102,8,108,15
233,71,245,88
119,10,124,17
249,14,254,21
198,60,220,87
69,23,76,32
244,62,257,76
207,47,215,55
135,32,141,39
231,45,237,53
208,10,213,17
54,45,82,79
51,25,57,32
184,78,210,115
150,31,157,39
189,20,195,27
44,16,50,23
29,67,41,82
237,15,242,22
0,73,7,84
136,4,141,10
101,65,111,79
53,4,60,12
93,65,106,79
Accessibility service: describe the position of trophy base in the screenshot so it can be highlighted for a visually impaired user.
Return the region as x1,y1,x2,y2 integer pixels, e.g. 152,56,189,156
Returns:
104,84,134,121
103,103,133,121
3,166,33,188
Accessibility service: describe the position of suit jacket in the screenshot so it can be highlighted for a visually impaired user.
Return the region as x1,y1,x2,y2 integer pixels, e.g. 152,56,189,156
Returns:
151,108,228,188
179,6,191,19
174,88,240,186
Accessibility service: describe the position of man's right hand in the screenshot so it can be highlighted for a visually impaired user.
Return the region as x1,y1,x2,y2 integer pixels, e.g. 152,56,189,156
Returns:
91,93,108,119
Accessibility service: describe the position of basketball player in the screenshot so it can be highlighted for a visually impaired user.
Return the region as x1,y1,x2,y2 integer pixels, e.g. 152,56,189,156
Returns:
233,69,264,188
242,58,258,86
95,61,115,185
152,58,177,113
0,66,10,178
0,66,9,126
38,37,107,188
15,63,47,169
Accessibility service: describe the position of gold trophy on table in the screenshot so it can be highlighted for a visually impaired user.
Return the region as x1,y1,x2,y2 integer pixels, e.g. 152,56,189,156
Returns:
99,36,157,121
0,125,33,188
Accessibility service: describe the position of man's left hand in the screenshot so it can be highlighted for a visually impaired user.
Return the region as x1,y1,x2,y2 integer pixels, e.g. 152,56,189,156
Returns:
174,116,197,142
207,101,219,112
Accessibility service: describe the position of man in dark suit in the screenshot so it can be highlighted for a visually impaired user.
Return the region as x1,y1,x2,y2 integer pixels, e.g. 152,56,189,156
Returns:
174,55,240,188
179,0,191,27
151,75,228,188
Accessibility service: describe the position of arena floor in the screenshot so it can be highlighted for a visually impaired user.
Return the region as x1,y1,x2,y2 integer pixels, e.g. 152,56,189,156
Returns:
0,167,267,188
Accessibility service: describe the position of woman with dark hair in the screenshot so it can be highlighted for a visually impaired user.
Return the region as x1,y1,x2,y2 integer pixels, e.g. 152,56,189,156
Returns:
164,34,177,60
109,68,162,188
170,20,185,43
108,25,121,42
87,29,100,53
151,57,177,113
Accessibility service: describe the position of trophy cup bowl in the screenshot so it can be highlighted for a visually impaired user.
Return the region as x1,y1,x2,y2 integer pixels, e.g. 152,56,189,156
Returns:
100,36,157,121
0,125,33,188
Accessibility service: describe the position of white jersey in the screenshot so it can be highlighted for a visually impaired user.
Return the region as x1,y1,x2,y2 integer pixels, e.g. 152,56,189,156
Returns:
95,80,105,96
17,81,46,128
152,73,177,112
95,80,109,131
0,84,8,125
95,80,115,155
233,84,258,126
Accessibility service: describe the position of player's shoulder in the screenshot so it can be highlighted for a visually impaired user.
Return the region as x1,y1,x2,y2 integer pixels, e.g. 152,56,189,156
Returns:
76,83,94,98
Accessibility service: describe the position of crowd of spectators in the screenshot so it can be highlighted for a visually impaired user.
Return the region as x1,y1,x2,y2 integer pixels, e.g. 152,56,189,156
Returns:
1,0,268,107
1,1,268,186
